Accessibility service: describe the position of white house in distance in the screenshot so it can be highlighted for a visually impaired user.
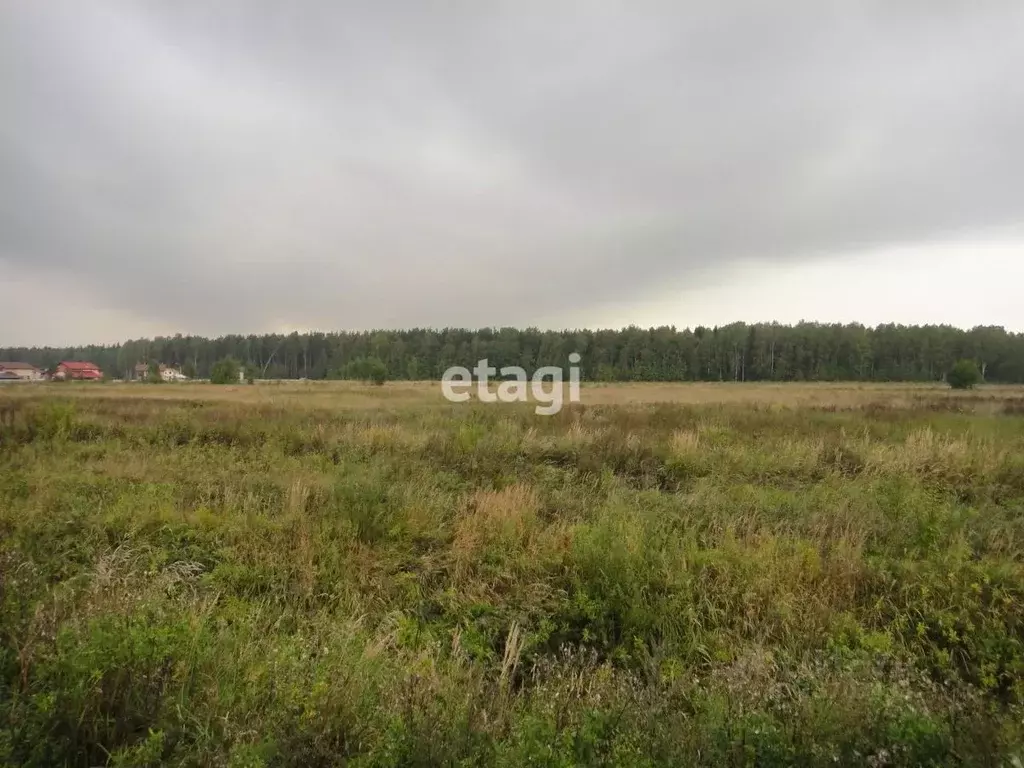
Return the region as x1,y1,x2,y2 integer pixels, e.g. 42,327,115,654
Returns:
161,366,188,382
0,362,44,380
132,362,189,382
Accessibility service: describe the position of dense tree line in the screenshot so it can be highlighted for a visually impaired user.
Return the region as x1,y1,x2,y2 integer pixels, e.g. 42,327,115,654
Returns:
4,323,1024,383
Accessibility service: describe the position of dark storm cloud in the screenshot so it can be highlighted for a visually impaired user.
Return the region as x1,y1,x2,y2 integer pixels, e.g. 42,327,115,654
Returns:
2,2,1023,339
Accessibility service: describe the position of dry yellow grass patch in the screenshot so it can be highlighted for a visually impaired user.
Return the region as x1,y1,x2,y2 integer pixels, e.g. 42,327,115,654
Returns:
670,428,702,457
454,484,539,551
771,437,825,475
287,479,316,598
565,420,601,447
451,484,554,580
865,427,1005,479
342,421,429,453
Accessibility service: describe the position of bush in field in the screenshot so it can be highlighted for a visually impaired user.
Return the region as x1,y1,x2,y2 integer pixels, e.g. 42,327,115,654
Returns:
210,357,241,384
947,359,982,390
346,356,388,385
147,361,163,384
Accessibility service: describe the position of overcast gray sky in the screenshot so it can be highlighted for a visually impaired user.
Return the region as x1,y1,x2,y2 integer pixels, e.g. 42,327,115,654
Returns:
2,2,1023,346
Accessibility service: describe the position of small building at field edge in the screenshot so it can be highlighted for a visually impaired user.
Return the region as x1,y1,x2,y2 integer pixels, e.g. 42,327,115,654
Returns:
54,361,103,380
0,362,44,380
132,364,188,382
133,362,189,382
160,366,188,382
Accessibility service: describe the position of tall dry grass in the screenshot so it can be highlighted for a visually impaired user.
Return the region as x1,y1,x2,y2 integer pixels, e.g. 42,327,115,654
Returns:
1,384,1023,765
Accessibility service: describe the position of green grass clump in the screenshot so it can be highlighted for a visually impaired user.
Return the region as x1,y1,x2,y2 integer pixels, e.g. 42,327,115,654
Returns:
1,390,1023,765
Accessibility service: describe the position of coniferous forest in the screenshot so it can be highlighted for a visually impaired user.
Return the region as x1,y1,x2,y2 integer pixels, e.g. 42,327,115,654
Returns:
4,322,1024,383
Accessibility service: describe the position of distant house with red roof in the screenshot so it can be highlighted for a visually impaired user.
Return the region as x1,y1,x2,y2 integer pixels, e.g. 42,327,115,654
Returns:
54,361,103,381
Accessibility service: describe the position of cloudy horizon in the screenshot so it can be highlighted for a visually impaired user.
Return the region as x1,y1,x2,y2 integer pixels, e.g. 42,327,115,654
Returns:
3,2,1024,347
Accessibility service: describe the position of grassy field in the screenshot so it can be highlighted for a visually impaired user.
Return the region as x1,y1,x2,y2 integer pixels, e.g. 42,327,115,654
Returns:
2,381,1024,766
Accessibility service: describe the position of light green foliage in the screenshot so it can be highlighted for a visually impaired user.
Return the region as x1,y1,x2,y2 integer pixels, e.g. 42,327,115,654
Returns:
1,388,1024,765
948,359,983,390
210,357,241,385
345,356,388,385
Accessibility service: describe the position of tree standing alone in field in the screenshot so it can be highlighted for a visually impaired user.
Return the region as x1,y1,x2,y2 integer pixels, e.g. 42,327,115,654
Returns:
344,356,388,385
947,359,982,389
210,357,241,384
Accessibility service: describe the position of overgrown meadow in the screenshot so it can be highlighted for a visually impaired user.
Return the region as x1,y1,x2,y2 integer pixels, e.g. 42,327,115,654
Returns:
2,383,1024,766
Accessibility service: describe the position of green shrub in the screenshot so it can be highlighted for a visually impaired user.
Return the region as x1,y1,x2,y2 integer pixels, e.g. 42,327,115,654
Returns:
210,357,242,384
345,356,388,385
947,360,982,390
